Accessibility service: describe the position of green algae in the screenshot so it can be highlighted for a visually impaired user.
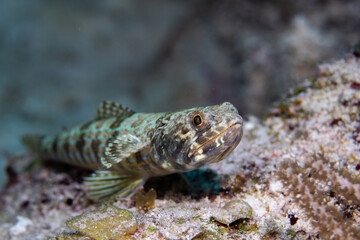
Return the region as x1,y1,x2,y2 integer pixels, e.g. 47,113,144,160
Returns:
237,221,257,233
216,226,228,235
177,217,185,224
147,226,158,232
292,85,307,95
65,205,137,240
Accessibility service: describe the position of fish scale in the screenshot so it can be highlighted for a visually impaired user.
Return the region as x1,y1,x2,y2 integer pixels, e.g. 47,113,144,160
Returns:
22,101,243,199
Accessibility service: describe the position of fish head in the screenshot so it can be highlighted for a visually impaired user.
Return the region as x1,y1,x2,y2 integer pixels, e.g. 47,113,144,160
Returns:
152,102,243,171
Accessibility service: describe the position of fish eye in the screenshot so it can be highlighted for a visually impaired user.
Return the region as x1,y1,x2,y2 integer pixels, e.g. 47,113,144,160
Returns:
193,114,203,127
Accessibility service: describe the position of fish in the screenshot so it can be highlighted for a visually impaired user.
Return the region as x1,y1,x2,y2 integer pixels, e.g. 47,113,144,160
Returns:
22,101,243,199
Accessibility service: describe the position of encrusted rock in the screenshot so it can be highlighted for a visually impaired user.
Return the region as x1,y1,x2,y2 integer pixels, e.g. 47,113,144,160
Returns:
65,205,137,240
211,199,252,225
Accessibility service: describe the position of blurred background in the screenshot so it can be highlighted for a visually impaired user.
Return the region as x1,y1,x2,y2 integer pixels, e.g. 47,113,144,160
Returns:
0,0,359,188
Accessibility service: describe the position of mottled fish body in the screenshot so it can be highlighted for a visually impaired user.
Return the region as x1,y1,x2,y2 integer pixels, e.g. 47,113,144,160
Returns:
40,112,164,174
23,101,243,199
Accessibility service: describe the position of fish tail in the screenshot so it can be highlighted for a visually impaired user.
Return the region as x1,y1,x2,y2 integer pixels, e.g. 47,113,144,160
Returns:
21,135,45,152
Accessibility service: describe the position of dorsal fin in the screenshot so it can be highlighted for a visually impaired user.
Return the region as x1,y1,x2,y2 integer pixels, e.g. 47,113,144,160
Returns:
95,101,135,120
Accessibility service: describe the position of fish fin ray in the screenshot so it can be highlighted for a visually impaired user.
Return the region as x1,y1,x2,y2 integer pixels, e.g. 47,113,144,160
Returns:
102,134,145,168
95,101,135,120
84,171,145,200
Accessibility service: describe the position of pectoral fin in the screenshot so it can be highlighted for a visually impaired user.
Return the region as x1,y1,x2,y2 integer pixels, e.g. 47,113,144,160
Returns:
83,171,145,199
101,134,146,168
95,101,135,120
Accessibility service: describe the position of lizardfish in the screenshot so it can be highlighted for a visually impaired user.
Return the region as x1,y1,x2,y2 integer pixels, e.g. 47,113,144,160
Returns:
23,101,243,199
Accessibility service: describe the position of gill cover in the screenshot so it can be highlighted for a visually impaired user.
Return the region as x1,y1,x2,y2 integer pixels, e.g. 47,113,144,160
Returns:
151,102,243,171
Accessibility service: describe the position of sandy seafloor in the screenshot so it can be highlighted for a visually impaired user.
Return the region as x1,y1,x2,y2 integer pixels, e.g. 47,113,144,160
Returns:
0,57,359,239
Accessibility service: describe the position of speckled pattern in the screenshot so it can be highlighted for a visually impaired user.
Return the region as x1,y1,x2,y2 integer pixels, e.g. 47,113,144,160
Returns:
23,101,243,199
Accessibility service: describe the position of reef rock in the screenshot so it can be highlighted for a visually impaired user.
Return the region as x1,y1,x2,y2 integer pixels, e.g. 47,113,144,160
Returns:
0,56,359,239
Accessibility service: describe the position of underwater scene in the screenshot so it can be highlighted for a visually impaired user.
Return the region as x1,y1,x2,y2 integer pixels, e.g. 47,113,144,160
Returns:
0,1,360,239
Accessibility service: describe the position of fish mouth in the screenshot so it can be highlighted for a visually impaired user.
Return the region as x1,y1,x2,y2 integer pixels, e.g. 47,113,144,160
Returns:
188,121,243,160
209,126,242,164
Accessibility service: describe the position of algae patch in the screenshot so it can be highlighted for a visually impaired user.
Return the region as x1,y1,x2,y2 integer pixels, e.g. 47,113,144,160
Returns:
65,205,137,240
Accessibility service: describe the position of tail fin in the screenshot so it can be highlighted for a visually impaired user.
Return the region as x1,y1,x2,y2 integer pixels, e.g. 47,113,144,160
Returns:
21,135,44,152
